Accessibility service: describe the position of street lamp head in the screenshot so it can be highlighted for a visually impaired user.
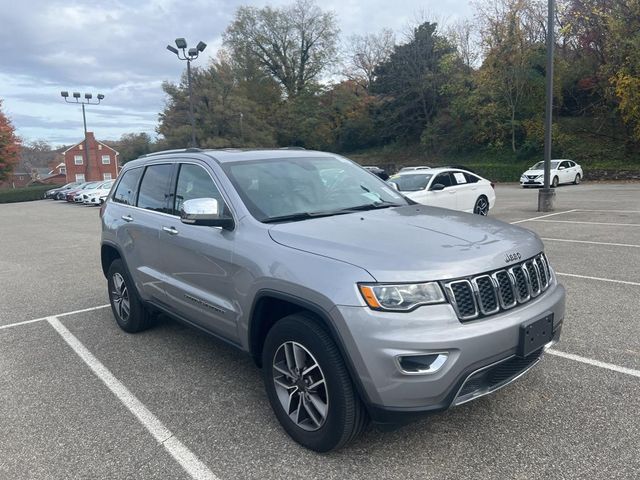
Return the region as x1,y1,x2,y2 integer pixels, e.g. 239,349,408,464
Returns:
97,94,105,100
73,92,81,99
61,91,69,98
175,37,187,49
85,93,92,99
188,47,198,57
197,41,207,52
166,44,179,55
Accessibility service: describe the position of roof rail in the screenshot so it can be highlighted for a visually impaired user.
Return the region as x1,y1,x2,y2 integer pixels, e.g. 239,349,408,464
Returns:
279,146,306,150
139,148,202,159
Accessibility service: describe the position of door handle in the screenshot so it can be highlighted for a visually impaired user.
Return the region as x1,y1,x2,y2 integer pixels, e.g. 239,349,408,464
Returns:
162,226,179,235
121,215,133,222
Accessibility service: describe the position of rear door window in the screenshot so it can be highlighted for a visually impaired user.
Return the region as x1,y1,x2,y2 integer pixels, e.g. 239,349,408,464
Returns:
112,168,142,205
452,172,467,184
136,164,174,213
464,172,480,183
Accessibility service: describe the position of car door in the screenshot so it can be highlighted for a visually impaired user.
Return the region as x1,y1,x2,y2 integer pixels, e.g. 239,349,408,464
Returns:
426,172,457,210
559,161,572,183
127,163,176,303
158,161,241,342
450,171,475,212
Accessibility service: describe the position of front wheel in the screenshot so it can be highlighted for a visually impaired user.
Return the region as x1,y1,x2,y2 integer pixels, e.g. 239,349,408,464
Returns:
552,176,559,188
573,174,581,185
473,196,489,215
262,313,368,452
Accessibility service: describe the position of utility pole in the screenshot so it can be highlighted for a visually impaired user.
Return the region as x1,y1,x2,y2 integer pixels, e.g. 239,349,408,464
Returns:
61,91,104,181
167,38,207,148
538,0,556,212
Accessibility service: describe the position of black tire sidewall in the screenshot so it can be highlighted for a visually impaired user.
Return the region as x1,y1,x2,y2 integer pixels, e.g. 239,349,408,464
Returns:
262,315,356,452
553,176,559,187
474,196,488,215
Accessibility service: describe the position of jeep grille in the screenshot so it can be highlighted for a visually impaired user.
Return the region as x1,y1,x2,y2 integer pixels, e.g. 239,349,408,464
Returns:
443,253,551,321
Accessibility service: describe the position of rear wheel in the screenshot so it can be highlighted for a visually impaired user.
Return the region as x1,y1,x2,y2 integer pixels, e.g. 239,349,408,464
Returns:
262,313,368,452
552,176,559,188
107,259,155,333
573,174,581,185
473,196,489,215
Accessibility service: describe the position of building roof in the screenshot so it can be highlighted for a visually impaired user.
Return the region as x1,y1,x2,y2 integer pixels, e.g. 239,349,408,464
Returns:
62,133,119,155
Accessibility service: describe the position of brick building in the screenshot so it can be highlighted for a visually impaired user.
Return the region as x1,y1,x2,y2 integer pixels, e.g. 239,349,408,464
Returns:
63,132,119,183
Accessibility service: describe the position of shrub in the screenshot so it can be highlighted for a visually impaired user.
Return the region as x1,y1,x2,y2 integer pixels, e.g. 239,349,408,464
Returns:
0,185,53,203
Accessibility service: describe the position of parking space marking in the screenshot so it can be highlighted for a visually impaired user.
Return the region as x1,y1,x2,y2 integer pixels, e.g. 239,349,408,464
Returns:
574,209,640,214
556,272,640,286
0,304,110,331
542,238,640,248
509,209,577,225
46,316,218,480
547,349,640,379
530,219,640,227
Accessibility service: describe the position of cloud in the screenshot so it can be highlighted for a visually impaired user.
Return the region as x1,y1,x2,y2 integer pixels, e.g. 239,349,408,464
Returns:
0,0,472,146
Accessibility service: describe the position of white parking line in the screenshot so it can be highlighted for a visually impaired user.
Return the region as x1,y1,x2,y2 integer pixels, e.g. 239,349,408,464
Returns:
556,272,640,286
510,209,577,224
542,238,640,248
47,316,218,480
547,349,640,379
0,304,110,331
530,219,640,227
574,209,640,214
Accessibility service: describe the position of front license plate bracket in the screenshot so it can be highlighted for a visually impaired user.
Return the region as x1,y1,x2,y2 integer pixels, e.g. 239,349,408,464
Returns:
518,314,553,357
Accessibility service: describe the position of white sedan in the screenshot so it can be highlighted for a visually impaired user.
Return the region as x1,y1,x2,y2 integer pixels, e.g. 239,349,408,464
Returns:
81,180,115,205
520,159,583,188
389,167,496,215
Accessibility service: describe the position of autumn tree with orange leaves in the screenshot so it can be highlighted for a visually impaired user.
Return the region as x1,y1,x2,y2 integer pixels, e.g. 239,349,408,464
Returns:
0,100,20,182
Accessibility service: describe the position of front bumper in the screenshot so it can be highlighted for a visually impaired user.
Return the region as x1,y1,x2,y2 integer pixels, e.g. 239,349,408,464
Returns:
332,280,565,423
520,179,543,187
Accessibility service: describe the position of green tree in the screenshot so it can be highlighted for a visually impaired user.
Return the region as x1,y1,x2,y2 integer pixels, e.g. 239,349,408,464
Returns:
223,0,339,98
114,133,153,164
372,22,456,143
0,100,20,182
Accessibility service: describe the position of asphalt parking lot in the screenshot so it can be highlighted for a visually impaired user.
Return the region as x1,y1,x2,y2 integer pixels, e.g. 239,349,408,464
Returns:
1,182,639,479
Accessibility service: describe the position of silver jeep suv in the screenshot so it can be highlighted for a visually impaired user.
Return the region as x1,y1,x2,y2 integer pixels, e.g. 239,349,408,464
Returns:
100,149,565,452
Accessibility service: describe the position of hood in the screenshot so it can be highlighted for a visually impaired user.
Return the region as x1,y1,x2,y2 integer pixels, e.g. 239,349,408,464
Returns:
268,205,543,282
523,169,544,176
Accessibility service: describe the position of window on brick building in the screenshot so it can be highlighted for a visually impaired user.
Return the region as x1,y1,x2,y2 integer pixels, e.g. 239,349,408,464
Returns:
74,155,83,165
76,173,85,182
103,173,112,180
102,155,110,164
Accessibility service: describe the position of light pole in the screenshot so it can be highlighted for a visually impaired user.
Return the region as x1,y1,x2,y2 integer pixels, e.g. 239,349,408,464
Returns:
538,0,555,212
61,91,104,181
167,38,207,148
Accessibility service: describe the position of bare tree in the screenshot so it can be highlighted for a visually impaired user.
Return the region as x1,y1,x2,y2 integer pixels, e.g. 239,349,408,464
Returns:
342,29,395,91
447,19,480,70
223,0,339,98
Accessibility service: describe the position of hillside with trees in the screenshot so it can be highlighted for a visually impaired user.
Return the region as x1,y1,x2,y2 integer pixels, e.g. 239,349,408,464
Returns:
131,0,640,180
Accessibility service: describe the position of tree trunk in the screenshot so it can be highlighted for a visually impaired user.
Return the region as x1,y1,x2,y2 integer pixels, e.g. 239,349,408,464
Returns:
511,106,516,152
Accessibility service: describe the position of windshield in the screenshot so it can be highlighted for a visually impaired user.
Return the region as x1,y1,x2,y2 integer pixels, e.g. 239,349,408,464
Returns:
531,161,559,170
222,156,408,222
389,173,433,192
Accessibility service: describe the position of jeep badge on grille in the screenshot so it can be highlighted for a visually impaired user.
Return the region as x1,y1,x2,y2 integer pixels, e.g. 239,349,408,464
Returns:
504,252,522,263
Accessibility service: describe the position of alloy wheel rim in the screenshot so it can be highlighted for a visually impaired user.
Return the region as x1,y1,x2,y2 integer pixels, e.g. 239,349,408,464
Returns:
111,273,130,322
272,341,328,432
475,198,488,215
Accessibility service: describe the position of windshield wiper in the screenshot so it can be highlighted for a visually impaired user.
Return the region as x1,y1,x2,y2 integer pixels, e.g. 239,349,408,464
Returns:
262,201,403,223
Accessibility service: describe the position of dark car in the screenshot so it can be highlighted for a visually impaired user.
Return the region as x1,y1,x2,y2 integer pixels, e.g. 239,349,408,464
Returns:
363,165,389,181
45,182,80,199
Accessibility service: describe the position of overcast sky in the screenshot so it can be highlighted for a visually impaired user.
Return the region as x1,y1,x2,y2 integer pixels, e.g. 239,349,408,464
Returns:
0,0,472,147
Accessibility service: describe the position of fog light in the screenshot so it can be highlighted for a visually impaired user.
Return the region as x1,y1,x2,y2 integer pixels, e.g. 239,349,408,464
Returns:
396,353,448,375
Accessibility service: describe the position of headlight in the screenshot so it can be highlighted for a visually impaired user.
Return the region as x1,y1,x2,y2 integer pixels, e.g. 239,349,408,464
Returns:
358,282,446,311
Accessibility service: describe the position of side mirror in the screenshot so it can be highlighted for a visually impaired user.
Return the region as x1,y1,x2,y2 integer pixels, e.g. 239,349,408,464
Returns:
180,198,234,229
430,183,445,191
558,166,565,170
388,181,399,190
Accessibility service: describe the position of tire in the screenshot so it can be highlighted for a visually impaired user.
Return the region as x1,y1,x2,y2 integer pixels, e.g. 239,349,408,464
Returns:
262,313,368,452
473,195,489,216
107,259,155,333
552,176,559,188
573,174,581,185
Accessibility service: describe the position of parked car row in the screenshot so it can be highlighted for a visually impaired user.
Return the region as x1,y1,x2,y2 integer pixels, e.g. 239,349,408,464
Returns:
44,180,114,205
